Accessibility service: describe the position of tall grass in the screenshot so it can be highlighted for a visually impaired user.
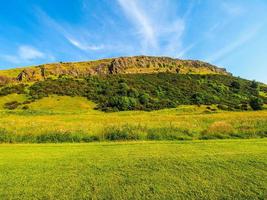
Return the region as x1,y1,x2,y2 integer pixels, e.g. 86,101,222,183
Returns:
0,124,266,143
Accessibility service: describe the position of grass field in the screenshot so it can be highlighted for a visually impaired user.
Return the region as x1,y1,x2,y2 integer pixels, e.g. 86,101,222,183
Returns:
0,95,266,142
0,139,266,199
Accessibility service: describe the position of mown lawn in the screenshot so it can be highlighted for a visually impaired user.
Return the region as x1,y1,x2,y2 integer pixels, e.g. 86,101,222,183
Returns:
0,139,266,199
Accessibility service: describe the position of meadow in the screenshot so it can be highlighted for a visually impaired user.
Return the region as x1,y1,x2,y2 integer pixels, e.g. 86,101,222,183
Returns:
0,95,266,142
0,139,266,199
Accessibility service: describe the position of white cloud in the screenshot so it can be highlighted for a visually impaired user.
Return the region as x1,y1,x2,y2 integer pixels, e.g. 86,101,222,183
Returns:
18,45,45,60
117,0,187,56
66,37,105,51
1,45,47,64
117,0,157,49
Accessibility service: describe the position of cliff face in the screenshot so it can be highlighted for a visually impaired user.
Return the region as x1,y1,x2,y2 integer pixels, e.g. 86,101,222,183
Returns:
1,56,231,82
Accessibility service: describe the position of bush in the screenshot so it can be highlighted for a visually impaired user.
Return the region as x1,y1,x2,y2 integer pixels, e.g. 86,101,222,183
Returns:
217,104,228,110
230,81,241,90
103,126,141,140
4,101,21,110
139,93,150,105
0,84,26,96
147,127,193,140
250,80,258,89
191,93,204,105
249,97,263,111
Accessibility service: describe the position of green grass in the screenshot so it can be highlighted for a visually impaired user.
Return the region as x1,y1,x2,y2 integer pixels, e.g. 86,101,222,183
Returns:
0,95,266,142
0,139,266,199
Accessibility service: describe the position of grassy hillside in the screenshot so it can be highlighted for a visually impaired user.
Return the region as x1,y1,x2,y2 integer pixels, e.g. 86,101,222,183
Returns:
0,95,266,143
0,56,266,112
1,73,266,112
0,56,266,143
0,139,266,199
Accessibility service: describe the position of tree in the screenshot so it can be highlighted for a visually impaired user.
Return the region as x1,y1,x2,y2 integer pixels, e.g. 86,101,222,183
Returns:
118,83,130,96
191,93,204,105
249,97,263,111
250,80,258,89
230,81,241,90
139,93,150,104
127,88,139,98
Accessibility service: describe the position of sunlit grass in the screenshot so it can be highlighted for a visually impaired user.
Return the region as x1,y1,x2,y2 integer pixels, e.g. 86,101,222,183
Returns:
0,95,266,142
0,139,266,199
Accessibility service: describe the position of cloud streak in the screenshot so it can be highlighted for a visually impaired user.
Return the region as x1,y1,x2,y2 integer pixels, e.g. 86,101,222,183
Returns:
117,0,157,49
1,45,48,64
207,23,264,63
117,0,189,57
36,8,105,52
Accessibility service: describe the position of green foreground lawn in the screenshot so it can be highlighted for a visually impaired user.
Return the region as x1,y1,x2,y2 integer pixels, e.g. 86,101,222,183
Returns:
0,139,266,200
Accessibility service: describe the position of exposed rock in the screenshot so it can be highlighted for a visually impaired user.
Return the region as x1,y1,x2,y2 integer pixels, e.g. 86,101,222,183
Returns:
13,56,231,82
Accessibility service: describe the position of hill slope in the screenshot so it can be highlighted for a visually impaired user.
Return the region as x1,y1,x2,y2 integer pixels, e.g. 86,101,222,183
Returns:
0,56,266,112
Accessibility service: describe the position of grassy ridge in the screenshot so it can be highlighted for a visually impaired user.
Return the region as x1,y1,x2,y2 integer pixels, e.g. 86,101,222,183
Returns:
0,139,266,199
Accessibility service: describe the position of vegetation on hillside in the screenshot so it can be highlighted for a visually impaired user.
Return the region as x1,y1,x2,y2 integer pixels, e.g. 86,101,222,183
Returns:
0,95,266,143
25,74,266,111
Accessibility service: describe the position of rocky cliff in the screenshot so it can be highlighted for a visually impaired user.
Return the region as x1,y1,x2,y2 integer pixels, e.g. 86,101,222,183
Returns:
0,56,231,82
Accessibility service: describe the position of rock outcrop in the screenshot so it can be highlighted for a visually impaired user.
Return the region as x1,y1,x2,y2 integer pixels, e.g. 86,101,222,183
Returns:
12,56,231,82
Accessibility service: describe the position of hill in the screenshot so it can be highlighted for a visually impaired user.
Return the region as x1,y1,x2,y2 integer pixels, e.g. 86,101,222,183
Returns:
0,56,266,112
0,56,230,82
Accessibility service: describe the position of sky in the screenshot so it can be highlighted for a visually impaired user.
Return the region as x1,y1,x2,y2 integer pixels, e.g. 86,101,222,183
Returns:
0,0,267,83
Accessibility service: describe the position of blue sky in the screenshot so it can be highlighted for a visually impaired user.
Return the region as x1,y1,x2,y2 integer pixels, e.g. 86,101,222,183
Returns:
0,0,267,83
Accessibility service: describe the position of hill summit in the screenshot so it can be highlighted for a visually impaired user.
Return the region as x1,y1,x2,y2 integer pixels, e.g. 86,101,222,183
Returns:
0,56,230,82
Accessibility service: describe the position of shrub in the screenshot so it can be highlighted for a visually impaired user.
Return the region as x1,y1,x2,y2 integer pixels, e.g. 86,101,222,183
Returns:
250,80,258,89
191,93,204,105
0,84,26,96
139,93,150,105
4,101,21,110
22,105,29,110
147,127,193,140
230,81,241,90
217,104,228,110
249,97,263,111
103,126,141,140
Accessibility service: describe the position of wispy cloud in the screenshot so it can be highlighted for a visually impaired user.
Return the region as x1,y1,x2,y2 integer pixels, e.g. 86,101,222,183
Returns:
117,0,187,57
221,1,245,16
1,45,49,64
18,45,45,60
35,8,105,52
66,37,105,51
117,0,157,49
207,24,264,63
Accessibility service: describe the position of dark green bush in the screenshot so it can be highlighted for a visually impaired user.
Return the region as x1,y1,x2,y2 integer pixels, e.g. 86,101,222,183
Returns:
249,97,263,110
0,84,26,96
